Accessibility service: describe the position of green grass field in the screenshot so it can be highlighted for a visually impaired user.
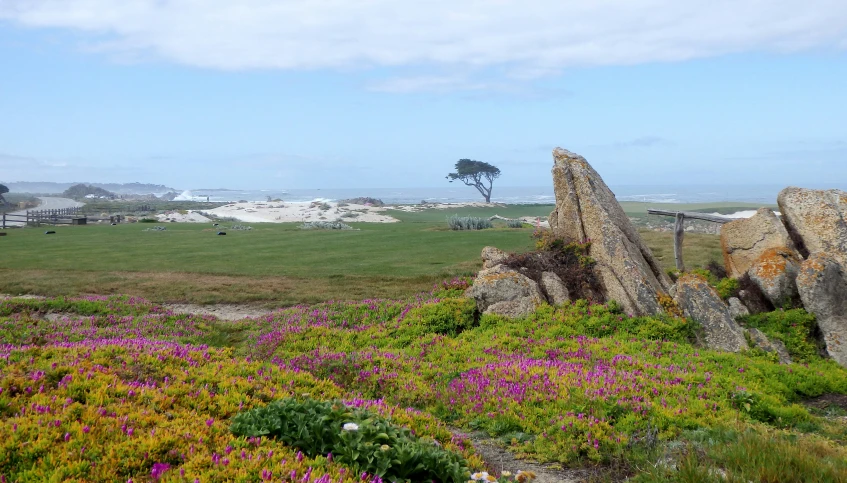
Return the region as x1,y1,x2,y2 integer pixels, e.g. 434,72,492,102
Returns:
0,205,725,304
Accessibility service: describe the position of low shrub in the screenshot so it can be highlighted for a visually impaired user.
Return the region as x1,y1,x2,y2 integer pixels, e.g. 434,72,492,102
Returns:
506,219,525,228
139,217,157,223
632,426,847,482
447,215,492,230
300,221,354,230
739,309,821,363
230,398,471,483
715,278,740,300
404,298,477,337
505,234,603,303
431,277,473,298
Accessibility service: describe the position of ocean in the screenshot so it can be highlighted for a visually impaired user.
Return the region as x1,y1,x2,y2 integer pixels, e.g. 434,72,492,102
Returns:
173,184,803,205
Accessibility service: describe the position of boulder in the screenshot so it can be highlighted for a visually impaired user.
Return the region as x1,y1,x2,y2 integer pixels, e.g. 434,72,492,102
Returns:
548,148,671,315
747,328,792,364
466,265,544,318
778,187,847,266
541,271,570,305
674,274,749,352
486,298,540,318
720,208,798,278
727,297,750,319
748,247,801,308
481,246,510,269
796,254,847,367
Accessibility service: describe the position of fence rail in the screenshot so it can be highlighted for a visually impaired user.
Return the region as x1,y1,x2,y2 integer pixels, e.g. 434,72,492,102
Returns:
1,207,86,229
647,208,735,271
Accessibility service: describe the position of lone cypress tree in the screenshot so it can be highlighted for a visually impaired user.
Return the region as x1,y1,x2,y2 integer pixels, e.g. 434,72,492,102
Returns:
446,159,501,203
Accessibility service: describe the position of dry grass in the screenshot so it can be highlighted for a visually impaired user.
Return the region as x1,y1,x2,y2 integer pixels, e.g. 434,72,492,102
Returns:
0,269,466,306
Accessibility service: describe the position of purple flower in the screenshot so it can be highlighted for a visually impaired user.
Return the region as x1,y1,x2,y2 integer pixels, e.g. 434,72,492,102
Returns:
205,418,214,427
151,463,171,480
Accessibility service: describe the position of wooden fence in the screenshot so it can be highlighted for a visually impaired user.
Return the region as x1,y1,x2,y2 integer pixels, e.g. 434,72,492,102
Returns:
647,209,734,271
1,207,86,229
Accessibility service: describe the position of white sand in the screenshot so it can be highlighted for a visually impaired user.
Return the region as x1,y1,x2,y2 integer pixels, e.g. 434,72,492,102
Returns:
708,210,782,219
164,201,514,224
203,201,399,223
156,211,213,223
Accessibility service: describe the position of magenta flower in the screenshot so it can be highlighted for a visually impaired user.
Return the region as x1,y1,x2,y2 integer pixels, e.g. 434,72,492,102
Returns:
151,463,171,481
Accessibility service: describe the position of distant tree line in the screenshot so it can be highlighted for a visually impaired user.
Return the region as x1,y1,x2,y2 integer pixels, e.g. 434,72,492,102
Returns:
63,184,116,200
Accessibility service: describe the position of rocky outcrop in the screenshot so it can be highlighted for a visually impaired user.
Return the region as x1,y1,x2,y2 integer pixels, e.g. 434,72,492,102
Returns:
721,208,797,278
727,297,750,319
778,187,847,265
548,148,671,316
541,272,570,305
748,247,801,309
481,246,510,269
466,265,544,318
796,254,847,367
674,274,749,352
747,328,792,364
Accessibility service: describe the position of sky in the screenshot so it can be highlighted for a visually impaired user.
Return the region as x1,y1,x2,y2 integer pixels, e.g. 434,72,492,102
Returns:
1,0,846,190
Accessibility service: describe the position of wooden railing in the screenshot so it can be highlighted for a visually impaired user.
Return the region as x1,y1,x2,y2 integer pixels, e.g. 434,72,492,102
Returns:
1,207,86,229
647,209,734,271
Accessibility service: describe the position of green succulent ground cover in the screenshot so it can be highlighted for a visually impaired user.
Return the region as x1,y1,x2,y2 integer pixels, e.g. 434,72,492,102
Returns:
2,291,846,482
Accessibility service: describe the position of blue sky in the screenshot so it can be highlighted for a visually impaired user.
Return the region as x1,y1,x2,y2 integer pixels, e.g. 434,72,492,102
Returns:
1,1,846,190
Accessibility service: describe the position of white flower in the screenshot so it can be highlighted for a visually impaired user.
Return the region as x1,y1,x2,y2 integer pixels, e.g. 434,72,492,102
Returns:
342,422,359,431
471,472,489,481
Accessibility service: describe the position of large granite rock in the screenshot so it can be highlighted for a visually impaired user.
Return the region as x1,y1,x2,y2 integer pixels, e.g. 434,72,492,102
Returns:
466,265,544,318
481,246,509,269
674,274,749,352
778,187,847,266
796,254,847,367
548,148,671,315
721,208,798,278
748,247,801,309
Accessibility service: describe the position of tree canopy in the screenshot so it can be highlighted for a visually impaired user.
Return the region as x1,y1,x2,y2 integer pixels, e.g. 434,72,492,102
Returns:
0,184,7,205
446,159,501,203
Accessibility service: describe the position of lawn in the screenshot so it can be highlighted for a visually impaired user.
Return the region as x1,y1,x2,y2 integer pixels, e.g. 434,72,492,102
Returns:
0,205,725,304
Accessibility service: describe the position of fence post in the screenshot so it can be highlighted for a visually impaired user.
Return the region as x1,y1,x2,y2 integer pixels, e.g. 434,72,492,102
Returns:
674,213,685,272
2,213,5,229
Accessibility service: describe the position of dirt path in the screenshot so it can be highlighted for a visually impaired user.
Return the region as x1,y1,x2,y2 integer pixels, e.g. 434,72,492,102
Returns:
452,429,602,483
163,303,275,320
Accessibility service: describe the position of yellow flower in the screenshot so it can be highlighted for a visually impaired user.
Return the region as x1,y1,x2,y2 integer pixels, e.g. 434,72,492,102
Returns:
501,471,512,477
515,470,537,482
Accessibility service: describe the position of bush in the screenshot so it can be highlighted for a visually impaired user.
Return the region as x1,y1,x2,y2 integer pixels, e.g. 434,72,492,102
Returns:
300,221,354,230
447,215,492,230
505,234,604,303
404,298,477,337
506,219,525,228
139,217,157,223
715,278,740,300
230,398,471,483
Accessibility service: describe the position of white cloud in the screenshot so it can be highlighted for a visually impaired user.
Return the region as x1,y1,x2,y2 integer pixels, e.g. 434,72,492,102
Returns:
2,0,846,82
